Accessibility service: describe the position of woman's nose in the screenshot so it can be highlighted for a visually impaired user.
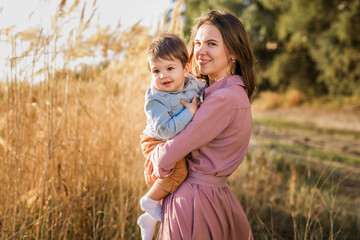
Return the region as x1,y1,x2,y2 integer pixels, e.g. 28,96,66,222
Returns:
196,43,206,55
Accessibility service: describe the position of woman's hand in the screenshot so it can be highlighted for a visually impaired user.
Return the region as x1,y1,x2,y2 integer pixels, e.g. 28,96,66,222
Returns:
181,96,198,115
144,157,157,187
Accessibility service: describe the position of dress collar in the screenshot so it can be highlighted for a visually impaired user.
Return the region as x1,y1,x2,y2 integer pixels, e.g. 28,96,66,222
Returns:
204,75,245,96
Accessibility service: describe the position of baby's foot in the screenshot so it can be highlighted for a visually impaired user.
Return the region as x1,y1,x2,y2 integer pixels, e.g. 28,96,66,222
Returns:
140,195,162,221
137,213,157,240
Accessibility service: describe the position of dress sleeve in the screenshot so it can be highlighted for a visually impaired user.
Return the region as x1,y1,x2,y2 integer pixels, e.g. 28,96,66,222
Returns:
151,92,231,178
145,99,194,140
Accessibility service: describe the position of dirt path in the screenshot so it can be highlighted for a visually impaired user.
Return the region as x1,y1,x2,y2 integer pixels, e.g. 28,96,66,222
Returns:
252,123,360,158
253,107,360,132
251,106,360,175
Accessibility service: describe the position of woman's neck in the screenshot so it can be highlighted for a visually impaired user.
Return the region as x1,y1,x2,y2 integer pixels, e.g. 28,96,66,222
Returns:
209,74,231,85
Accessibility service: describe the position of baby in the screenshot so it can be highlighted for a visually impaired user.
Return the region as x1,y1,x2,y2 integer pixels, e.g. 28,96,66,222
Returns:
137,34,206,240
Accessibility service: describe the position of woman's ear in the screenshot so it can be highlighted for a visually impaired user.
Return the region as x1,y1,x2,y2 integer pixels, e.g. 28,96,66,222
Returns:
229,53,236,63
229,55,237,75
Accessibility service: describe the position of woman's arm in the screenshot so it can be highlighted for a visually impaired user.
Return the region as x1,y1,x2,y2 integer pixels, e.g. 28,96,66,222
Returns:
150,92,231,178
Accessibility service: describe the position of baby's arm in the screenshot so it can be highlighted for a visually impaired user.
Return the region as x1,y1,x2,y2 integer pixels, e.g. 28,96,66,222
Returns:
145,97,197,140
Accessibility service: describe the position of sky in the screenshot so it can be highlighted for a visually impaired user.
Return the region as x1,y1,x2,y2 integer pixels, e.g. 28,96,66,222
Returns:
0,0,173,31
0,0,174,81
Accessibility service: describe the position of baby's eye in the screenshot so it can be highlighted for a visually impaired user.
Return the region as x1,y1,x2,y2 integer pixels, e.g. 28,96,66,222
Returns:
153,70,160,74
168,67,174,71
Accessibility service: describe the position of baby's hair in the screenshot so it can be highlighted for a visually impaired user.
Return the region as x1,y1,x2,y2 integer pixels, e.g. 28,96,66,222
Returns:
147,34,189,69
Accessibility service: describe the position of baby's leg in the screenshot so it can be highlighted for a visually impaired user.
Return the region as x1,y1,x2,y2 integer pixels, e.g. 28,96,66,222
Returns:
147,181,169,200
139,182,166,221
138,182,165,239
141,158,188,220
138,135,166,239
138,159,188,239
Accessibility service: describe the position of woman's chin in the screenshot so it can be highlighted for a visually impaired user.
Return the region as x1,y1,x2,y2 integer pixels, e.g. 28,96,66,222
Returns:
199,69,210,76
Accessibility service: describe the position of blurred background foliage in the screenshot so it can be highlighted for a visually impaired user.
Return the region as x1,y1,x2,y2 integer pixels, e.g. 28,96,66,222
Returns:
182,0,360,97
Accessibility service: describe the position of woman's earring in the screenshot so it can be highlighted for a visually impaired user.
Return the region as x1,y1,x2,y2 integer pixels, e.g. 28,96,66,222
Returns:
232,59,236,63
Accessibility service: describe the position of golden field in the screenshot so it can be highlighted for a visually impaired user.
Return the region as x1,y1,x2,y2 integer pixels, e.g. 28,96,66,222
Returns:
1,1,358,239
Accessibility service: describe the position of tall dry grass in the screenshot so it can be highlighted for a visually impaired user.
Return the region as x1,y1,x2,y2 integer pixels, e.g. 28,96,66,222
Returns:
229,147,357,239
0,0,356,239
0,0,158,238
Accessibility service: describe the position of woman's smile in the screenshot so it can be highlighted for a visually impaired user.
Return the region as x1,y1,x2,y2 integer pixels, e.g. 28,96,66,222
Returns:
198,59,211,65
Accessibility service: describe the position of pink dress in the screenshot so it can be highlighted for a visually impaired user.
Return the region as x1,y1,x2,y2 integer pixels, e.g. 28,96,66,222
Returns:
151,75,254,240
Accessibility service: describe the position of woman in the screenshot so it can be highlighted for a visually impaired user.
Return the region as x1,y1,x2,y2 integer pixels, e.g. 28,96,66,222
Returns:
145,10,256,239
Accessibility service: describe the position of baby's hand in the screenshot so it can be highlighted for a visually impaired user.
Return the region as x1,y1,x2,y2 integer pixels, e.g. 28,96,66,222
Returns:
181,96,198,115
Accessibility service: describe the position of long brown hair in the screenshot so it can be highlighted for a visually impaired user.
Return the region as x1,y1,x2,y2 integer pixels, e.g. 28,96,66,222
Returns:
188,10,256,98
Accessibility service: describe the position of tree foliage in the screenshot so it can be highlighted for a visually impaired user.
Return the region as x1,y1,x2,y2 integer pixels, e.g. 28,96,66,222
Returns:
183,0,360,96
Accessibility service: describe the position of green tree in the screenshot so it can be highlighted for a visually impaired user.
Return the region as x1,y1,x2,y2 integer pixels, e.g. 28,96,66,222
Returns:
183,0,360,97
271,0,360,96
309,0,360,96
183,0,244,42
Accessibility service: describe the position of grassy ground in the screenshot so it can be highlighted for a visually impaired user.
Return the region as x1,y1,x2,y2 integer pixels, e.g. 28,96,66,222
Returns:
252,118,360,165
247,111,360,239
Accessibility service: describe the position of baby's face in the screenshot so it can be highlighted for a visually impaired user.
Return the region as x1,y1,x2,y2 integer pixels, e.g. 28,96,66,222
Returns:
148,57,189,92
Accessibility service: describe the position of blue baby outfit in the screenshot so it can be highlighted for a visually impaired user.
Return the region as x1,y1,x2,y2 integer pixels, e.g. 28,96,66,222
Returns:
143,74,206,141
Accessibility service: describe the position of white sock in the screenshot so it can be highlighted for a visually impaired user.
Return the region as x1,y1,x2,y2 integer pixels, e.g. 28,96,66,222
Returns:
137,213,157,240
140,195,162,221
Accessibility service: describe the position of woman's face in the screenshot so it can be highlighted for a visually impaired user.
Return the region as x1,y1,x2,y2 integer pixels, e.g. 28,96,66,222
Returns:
194,24,233,83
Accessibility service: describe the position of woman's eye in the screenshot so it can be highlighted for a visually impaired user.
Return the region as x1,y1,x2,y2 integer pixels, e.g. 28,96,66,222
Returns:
209,42,216,46
194,42,201,46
